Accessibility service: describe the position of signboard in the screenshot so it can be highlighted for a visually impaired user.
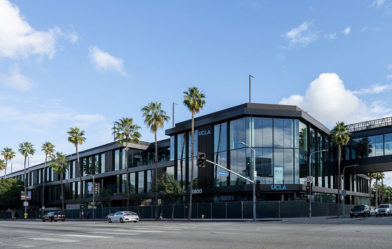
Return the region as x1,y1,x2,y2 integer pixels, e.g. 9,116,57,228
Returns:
23,202,29,207
87,182,100,194
307,176,313,183
20,191,31,201
217,171,229,177
274,167,283,184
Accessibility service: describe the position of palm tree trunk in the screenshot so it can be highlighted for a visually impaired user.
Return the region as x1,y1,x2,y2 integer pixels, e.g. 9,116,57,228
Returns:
61,174,64,213
369,176,372,205
188,112,195,220
155,130,158,219
125,140,129,211
76,145,82,220
42,155,47,218
376,178,379,207
337,144,341,217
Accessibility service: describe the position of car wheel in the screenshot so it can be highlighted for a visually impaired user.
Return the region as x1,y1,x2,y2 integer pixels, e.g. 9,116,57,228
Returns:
55,220,57,222
42,219,45,222
50,218,53,222
108,218,112,223
119,218,123,223
350,215,353,218
134,221,138,223
62,220,65,222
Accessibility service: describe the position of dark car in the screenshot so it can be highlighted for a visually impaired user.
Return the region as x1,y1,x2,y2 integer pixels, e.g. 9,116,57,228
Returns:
42,211,66,222
350,205,370,218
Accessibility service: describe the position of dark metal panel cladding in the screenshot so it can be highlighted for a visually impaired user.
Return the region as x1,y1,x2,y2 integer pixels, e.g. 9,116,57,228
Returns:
197,124,213,188
105,151,112,172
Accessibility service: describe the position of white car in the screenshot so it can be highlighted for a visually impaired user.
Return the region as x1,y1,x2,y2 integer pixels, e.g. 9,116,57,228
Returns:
376,204,392,216
108,211,139,223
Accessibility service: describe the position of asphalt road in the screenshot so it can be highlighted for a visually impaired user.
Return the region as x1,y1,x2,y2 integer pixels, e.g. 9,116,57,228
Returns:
0,216,392,249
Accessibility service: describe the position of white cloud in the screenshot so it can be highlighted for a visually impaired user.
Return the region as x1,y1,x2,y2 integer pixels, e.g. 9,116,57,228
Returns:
323,33,337,41
387,64,392,70
361,26,382,32
343,27,351,35
283,22,318,49
276,54,286,61
89,46,126,75
387,75,392,80
279,73,392,127
0,0,77,59
372,0,386,8
353,84,392,95
0,65,35,91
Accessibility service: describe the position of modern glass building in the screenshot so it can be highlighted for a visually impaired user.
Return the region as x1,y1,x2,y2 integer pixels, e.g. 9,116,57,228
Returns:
5,103,371,210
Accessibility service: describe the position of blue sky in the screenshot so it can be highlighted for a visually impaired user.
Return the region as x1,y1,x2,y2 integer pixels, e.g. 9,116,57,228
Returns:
1,0,392,184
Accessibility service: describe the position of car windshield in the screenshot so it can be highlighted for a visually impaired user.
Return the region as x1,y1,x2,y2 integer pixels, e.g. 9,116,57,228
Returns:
378,205,389,208
352,205,364,211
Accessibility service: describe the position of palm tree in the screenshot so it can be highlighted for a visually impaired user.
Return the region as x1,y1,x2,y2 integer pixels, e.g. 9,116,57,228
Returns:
1,147,16,179
18,142,35,211
374,172,385,207
49,152,68,213
183,87,206,220
368,172,377,203
67,127,86,219
0,159,5,179
41,142,55,217
112,118,141,210
330,121,351,217
141,102,170,219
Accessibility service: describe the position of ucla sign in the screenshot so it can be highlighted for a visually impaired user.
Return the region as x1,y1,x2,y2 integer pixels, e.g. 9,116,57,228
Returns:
271,185,287,190
198,130,211,136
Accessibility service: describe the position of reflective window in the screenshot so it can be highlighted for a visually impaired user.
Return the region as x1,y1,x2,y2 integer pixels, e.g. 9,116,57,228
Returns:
375,135,384,156
82,158,88,176
254,148,273,184
130,173,136,193
122,174,127,193
121,148,125,170
274,149,293,184
214,123,227,152
93,155,99,174
177,133,186,188
114,150,120,171
299,121,307,151
214,151,228,187
166,167,175,177
385,133,392,155
188,130,198,189
230,148,248,185
100,154,105,173
230,118,250,150
138,171,144,193
147,170,152,192
274,119,284,148
170,136,175,160
253,118,273,148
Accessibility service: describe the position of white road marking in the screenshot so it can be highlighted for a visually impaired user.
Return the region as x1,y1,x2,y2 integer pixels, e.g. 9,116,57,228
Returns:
30,238,79,243
94,228,163,233
61,234,113,239
89,231,140,236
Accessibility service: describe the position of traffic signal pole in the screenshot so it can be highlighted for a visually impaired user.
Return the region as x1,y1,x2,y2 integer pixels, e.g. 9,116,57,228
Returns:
204,159,256,221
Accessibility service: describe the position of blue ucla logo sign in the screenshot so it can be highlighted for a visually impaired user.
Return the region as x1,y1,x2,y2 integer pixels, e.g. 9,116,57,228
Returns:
198,130,211,136
271,185,287,190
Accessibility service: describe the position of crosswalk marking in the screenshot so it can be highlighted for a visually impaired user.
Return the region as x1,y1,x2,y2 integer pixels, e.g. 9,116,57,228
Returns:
94,228,163,233
89,231,140,236
61,234,113,239
29,238,79,243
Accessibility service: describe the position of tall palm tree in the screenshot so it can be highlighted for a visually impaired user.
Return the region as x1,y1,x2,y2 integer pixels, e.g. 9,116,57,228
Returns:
183,87,206,220
19,142,35,211
112,118,141,210
1,147,16,179
330,121,351,217
141,102,170,219
49,152,68,213
374,172,385,207
368,172,377,204
41,142,55,217
0,159,5,179
67,127,86,219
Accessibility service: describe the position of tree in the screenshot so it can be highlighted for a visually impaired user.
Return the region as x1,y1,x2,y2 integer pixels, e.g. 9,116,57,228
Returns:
183,87,206,220
98,188,112,213
0,178,24,220
368,172,378,203
357,138,372,158
41,142,55,217
157,172,185,220
49,152,68,213
112,118,141,210
330,121,350,217
141,102,170,219
374,172,385,207
18,142,35,211
1,147,16,180
121,184,139,208
0,159,5,178
67,127,86,219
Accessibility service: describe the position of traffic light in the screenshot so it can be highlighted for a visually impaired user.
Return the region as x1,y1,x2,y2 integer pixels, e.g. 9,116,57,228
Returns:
306,184,312,195
255,180,261,198
197,152,206,167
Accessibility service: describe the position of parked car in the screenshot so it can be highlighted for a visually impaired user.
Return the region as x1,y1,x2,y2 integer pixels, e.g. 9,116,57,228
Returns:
350,205,370,218
376,204,392,216
370,207,376,216
42,211,66,222
108,211,139,223
105,213,114,219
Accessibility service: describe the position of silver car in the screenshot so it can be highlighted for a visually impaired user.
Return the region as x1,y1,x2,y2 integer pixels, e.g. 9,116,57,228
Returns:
108,211,139,223
376,204,392,216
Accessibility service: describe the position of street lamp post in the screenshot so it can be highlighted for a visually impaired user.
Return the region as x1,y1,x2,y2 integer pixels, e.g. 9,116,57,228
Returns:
172,102,178,128
239,142,256,222
24,157,32,217
308,149,328,219
85,174,95,220
249,75,254,103
342,164,359,217
387,190,390,205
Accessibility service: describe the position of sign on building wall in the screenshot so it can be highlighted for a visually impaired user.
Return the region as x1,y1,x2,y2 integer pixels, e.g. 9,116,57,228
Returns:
274,167,283,184
87,182,100,194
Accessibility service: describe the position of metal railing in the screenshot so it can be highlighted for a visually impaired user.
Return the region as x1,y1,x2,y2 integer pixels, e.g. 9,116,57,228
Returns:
347,117,392,132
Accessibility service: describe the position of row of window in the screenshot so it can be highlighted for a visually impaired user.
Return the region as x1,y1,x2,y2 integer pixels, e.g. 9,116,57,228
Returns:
343,133,392,160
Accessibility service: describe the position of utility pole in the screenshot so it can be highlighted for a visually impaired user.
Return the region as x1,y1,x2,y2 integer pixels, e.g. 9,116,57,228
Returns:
172,103,178,127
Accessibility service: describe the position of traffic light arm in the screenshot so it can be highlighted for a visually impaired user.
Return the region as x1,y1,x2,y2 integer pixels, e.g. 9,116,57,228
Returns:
205,159,255,184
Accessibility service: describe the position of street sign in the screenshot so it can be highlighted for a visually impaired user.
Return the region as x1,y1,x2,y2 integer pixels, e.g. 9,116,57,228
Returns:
218,171,229,176
254,171,257,177
23,202,29,207
307,176,313,183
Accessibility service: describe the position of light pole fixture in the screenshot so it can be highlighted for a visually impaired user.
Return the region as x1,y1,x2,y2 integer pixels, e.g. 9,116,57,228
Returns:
85,174,95,220
342,164,359,217
172,102,178,128
239,142,256,222
249,75,254,103
308,149,328,219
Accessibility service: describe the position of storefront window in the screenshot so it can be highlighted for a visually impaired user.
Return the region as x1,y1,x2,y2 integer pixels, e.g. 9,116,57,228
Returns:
230,148,248,185
214,151,227,187
138,171,144,193
214,123,227,152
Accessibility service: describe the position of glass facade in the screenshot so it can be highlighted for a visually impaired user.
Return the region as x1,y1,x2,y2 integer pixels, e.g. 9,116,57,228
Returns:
344,132,392,160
